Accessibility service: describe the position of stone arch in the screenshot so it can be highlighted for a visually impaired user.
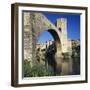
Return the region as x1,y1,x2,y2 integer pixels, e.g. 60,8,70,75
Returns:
24,12,63,72
47,29,62,55
36,29,62,74
36,28,62,58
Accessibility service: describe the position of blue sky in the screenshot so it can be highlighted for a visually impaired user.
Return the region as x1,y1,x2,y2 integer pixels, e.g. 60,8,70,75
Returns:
38,12,80,44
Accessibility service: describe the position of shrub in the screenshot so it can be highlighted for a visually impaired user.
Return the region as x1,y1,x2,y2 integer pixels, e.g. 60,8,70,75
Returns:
24,60,53,77
24,60,31,77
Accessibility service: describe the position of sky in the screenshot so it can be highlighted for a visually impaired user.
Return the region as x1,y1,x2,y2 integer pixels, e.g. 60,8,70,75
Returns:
38,12,80,44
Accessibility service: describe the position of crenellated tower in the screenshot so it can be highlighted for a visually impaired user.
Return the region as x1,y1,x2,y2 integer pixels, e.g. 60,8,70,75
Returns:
56,18,68,53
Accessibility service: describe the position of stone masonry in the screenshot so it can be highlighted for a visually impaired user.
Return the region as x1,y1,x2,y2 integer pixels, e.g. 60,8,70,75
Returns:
23,12,72,67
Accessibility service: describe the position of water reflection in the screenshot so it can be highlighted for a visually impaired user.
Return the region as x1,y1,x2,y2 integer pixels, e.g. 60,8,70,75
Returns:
72,57,80,75
45,42,57,75
36,40,80,76
61,57,80,75
46,56,80,76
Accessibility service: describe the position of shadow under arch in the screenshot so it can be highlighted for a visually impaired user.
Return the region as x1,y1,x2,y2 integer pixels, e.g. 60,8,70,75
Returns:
47,29,60,43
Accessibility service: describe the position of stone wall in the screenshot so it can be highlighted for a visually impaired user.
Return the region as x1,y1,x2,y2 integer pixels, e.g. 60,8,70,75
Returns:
24,12,33,66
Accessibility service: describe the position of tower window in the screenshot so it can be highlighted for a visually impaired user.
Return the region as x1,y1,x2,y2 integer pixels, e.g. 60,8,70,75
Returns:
58,27,61,32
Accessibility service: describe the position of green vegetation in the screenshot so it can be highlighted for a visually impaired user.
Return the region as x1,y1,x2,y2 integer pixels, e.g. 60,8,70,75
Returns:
24,60,54,77
24,60,31,77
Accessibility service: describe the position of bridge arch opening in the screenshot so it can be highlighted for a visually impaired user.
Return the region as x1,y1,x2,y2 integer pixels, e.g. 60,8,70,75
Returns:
36,29,62,75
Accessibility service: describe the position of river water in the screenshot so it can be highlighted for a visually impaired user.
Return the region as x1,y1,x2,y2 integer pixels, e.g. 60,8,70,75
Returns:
47,57,80,76
61,57,80,75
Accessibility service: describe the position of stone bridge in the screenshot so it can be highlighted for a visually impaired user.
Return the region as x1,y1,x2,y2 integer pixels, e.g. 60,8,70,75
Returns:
23,11,72,72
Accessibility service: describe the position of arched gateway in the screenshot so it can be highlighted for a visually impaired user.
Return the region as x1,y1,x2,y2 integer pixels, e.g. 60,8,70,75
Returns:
23,12,72,73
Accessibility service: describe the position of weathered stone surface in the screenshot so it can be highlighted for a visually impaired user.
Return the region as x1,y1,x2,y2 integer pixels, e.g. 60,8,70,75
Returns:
23,12,72,67
56,18,68,53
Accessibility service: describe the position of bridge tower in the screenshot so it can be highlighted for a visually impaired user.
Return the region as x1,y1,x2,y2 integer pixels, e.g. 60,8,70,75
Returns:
56,18,68,53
